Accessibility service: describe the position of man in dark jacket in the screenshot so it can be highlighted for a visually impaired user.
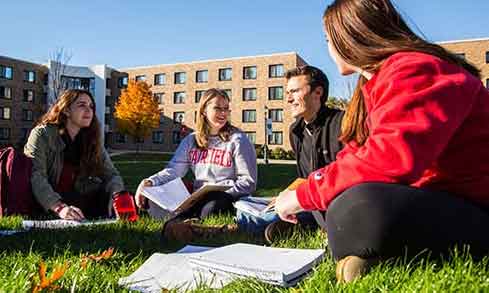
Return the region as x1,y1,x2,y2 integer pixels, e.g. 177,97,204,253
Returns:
265,65,344,242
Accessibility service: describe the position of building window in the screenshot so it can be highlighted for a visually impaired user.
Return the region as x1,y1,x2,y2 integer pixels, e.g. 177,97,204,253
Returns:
243,66,257,80
174,72,186,84
173,111,185,123
118,76,128,88
160,112,165,124
116,133,126,143
243,88,257,101
154,73,166,85
135,75,146,82
152,131,164,144
242,110,256,123
268,86,284,100
105,106,110,114
454,53,466,60
269,109,284,122
268,131,283,145
196,70,208,83
224,89,232,100
195,90,205,103
269,64,284,78
0,107,11,120
21,128,30,140
486,51,489,64
62,76,95,93
194,110,197,123
22,109,33,121
219,68,232,81
244,131,256,144
24,71,36,83
172,131,182,144
23,89,35,102
0,86,12,99
154,92,165,104
173,91,186,104
0,65,13,80
0,128,10,140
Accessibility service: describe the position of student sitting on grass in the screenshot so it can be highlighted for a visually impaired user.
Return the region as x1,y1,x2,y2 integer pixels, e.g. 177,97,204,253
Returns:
275,0,489,283
24,89,126,220
135,88,257,240
236,66,344,243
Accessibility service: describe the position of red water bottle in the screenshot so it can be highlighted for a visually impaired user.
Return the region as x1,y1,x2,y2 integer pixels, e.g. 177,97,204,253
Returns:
112,191,139,222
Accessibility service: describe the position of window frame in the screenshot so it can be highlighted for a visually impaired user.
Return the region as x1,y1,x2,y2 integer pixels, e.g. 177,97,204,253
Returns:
174,72,186,84
242,88,257,101
269,64,285,78
243,66,257,80
218,68,232,81
242,109,257,123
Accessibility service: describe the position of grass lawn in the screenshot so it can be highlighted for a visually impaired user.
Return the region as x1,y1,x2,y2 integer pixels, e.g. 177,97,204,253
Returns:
1,155,489,292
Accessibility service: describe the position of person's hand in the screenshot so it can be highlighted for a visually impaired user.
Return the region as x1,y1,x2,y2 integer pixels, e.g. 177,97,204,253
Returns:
274,189,304,224
135,179,153,209
57,205,85,221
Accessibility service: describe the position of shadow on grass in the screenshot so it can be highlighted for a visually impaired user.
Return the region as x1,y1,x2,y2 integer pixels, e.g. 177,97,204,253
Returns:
0,216,267,259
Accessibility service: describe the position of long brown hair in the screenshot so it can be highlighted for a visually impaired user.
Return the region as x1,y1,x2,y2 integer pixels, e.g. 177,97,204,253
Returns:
195,88,236,148
37,89,104,176
323,0,480,145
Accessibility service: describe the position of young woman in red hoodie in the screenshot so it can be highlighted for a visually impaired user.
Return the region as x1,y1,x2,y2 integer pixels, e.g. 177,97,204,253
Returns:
275,0,489,283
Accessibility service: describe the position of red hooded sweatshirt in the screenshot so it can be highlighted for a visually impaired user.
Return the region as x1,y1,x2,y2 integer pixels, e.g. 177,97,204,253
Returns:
296,51,489,211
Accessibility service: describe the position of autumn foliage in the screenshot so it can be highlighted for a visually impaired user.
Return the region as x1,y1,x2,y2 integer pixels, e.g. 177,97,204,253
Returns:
114,80,160,143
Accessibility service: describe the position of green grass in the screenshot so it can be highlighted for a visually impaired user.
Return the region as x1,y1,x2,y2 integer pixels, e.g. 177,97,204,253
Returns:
1,156,489,292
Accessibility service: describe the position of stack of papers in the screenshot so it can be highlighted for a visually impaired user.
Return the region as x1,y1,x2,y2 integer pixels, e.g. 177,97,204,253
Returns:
119,245,233,293
233,196,274,218
119,243,325,292
22,219,118,230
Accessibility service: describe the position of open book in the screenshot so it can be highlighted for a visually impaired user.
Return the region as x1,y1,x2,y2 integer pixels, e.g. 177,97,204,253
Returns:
233,197,275,218
140,178,233,214
189,243,325,287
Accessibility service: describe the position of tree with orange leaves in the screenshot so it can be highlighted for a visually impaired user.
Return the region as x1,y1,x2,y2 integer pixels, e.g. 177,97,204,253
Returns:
114,80,160,150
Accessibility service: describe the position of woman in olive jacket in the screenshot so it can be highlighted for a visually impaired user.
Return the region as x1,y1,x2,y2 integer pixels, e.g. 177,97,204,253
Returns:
24,89,125,220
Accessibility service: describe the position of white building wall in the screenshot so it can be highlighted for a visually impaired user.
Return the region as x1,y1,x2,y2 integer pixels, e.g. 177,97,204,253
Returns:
46,61,108,140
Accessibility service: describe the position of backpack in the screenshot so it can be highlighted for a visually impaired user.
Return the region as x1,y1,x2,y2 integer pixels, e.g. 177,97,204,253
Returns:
0,147,42,217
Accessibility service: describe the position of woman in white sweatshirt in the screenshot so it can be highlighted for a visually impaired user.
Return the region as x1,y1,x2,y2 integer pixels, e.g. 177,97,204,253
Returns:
135,88,257,220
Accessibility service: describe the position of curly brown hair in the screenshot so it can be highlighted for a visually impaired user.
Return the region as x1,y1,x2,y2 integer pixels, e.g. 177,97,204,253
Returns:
37,89,104,176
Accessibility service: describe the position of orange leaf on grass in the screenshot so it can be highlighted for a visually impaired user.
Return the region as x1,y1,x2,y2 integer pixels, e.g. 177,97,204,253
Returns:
32,261,68,293
80,247,115,269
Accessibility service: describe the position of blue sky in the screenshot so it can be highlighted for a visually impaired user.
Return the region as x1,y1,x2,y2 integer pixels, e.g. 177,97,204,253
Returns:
2,0,488,98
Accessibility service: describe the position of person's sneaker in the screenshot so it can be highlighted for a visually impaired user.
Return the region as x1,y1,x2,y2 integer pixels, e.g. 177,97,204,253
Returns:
264,220,296,244
162,218,238,244
335,255,378,283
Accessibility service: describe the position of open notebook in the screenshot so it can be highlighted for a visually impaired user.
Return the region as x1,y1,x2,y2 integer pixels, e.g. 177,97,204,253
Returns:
140,178,233,214
188,243,325,286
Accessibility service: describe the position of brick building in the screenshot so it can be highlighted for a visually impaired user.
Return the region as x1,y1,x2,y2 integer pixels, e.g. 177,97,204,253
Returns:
439,38,489,89
2,38,488,152
0,56,48,147
109,52,307,151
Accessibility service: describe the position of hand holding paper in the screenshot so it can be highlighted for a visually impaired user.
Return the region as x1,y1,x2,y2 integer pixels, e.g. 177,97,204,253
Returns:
135,179,153,209
265,178,307,216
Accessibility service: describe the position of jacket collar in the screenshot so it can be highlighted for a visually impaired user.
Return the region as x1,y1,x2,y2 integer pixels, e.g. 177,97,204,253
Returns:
291,105,332,138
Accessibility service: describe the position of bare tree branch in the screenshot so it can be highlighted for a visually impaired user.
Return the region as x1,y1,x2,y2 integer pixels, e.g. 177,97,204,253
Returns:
49,47,72,101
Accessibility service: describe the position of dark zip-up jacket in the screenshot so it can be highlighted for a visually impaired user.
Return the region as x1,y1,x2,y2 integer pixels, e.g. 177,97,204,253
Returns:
289,105,344,178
